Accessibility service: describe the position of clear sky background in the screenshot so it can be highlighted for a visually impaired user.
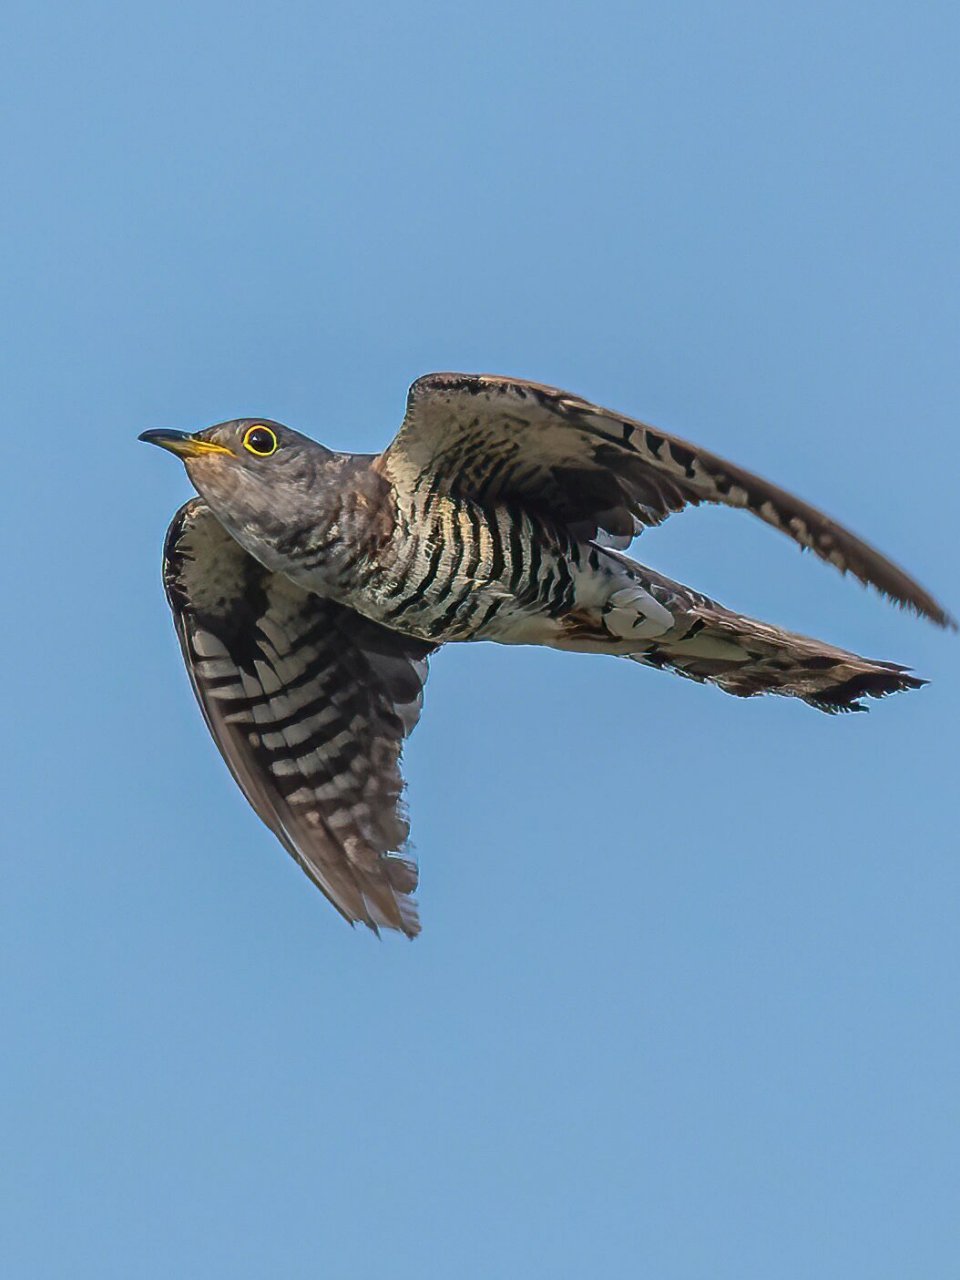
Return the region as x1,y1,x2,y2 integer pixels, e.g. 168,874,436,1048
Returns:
2,2,958,1276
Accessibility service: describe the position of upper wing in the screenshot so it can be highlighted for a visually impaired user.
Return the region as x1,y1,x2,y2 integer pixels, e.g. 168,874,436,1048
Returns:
378,372,953,628
162,499,436,937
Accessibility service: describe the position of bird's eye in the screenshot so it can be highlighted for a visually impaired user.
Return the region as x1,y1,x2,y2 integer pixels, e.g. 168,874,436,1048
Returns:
242,425,279,457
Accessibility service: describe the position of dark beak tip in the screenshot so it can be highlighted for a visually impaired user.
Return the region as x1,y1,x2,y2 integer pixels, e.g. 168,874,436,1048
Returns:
138,429,200,460
139,429,190,446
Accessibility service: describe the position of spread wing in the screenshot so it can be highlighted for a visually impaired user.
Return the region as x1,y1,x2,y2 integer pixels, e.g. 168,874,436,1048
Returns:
378,372,953,628
162,499,435,937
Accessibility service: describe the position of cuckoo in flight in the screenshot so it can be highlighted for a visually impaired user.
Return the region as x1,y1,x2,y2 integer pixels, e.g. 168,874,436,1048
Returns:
141,373,952,936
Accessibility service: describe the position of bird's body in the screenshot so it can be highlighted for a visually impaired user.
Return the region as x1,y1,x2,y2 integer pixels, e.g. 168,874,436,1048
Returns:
141,373,953,937
299,484,666,650
213,447,678,650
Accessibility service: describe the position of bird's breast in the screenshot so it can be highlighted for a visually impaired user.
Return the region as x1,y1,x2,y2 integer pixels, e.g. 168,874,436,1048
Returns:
345,492,584,644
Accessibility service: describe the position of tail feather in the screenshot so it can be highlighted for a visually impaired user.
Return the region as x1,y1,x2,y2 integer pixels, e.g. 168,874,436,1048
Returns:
631,606,925,712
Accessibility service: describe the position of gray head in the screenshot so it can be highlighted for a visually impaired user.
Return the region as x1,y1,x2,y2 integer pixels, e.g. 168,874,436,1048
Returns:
139,418,351,573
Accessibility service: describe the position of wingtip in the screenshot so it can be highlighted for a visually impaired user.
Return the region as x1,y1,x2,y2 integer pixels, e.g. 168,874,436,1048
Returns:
904,593,957,631
914,603,956,632
860,578,956,633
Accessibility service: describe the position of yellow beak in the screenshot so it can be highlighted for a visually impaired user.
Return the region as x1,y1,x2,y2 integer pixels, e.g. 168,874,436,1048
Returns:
138,429,234,458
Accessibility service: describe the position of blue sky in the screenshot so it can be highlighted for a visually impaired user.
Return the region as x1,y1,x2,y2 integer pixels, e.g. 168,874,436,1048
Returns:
2,1,958,1276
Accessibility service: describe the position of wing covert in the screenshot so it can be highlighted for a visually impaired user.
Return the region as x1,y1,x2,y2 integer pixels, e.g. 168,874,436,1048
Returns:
162,499,435,936
378,373,953,628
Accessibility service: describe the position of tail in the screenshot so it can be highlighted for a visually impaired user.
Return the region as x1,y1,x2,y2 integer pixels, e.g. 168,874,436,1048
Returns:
633,603,925,713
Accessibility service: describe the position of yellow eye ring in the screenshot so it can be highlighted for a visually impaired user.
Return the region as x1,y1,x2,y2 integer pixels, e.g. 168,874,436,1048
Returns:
242,424,279,457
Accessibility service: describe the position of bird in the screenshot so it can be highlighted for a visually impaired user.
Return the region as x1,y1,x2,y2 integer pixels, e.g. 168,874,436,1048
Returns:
140,372,953,937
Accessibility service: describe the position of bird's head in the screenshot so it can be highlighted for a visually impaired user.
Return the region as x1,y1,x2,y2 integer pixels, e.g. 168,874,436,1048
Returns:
139,419,343,571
